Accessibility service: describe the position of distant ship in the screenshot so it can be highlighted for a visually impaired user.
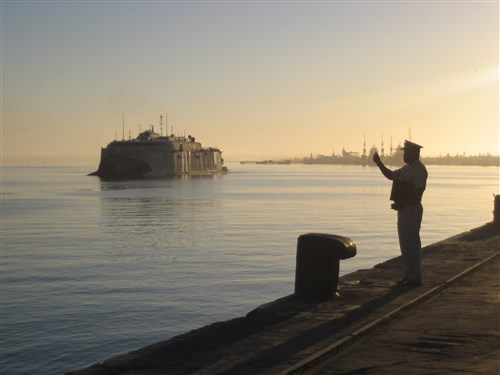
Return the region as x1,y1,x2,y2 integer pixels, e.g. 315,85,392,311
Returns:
90,123,227,178
304,144,404,167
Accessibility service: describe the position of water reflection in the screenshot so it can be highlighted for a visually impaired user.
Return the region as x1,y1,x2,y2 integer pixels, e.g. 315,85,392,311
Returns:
95,174,222,191
98,176,223,257
98,179,171,192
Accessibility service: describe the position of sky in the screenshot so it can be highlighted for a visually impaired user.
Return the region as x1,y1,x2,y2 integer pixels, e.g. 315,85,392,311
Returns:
1,0,498,163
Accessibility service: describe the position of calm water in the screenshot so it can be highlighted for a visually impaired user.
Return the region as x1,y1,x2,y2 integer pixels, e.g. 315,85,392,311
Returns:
1,162,498,374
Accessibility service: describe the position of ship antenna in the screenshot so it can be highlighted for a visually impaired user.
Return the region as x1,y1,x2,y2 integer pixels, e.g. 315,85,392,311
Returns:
122,113,125,140
363,134,366,157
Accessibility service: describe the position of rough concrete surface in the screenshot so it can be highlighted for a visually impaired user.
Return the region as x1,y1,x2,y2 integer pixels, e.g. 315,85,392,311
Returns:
67,223,499,375
302,248,500,374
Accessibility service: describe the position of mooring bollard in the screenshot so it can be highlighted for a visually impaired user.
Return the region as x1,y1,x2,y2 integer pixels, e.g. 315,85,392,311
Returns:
294,233,357,299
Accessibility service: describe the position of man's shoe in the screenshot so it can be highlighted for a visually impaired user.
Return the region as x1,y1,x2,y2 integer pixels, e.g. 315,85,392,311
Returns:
397,279,422,287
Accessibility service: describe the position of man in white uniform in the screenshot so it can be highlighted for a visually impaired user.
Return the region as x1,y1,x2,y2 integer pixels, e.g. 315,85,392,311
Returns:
373,140,428,287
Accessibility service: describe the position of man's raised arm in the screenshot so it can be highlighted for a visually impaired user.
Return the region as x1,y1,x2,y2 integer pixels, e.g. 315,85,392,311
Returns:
373,152,394,180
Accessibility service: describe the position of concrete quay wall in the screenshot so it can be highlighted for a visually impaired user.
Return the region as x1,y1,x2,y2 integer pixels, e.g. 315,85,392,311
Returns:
67,222,499,375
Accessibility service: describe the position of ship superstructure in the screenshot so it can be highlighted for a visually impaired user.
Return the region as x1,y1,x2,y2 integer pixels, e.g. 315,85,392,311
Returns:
90,125,226,178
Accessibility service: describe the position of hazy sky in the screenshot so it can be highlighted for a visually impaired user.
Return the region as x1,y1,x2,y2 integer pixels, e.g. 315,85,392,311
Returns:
2,0,498,163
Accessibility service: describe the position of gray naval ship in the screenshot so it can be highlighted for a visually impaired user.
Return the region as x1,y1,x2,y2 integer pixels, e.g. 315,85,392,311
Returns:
90,126,227,178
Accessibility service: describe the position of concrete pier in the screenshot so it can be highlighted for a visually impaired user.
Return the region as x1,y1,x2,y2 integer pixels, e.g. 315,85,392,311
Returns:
67,222,499,375
298,250,500,374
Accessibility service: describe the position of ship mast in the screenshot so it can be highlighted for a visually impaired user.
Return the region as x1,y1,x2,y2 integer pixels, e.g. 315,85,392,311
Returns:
363,134,366,157
166,112,173,136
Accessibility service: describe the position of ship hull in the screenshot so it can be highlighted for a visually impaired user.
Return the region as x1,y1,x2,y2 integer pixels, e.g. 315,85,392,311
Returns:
90,141,225,179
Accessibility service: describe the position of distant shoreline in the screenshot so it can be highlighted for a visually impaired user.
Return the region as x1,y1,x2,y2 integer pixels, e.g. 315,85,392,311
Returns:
3,154,500,168
240,154,500,167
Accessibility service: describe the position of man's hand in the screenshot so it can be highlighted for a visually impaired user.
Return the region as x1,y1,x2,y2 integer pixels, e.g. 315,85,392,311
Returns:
391,202,402,210
373,152,393,180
